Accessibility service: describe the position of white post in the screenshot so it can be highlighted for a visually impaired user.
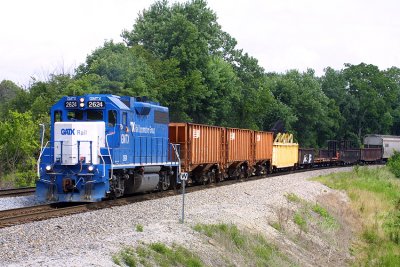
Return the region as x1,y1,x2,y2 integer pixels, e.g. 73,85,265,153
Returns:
180,172,188,223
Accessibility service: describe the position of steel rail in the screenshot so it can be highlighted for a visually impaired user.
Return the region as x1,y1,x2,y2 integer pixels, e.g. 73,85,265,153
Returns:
0,187,36,198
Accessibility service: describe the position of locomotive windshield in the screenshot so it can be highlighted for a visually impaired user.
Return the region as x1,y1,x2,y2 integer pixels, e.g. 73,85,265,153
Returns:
64,110,104,121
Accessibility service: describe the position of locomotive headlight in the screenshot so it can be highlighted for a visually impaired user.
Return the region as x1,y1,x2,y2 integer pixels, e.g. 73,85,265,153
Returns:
45,165,52,172
88,165,95,172
79,97,85,103
79,102,85,108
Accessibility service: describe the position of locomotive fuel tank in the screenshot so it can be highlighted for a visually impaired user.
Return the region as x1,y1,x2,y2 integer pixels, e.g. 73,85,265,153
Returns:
124,166,161,194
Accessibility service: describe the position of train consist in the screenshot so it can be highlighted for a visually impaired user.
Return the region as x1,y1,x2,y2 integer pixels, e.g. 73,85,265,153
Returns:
36,94,396,202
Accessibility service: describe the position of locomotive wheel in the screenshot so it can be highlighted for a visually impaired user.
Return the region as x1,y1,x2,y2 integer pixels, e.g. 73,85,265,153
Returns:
160,177,170,191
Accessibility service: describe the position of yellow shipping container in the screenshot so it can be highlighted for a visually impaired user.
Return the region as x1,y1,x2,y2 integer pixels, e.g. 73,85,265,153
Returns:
272,133,299,169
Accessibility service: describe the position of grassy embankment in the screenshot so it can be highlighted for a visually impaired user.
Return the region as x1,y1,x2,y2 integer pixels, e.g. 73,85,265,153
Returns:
313,166,400,266
112,223,294,267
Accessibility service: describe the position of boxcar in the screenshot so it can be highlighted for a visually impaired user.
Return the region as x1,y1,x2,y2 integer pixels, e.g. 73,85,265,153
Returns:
225,128,253,178
254,131,274,174
272,133,299,169
169,123,224,183
364,134,400,160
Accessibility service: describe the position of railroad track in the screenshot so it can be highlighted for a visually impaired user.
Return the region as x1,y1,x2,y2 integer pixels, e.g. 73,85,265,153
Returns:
0,190,177,229
0,187,36,198
0,164,381,229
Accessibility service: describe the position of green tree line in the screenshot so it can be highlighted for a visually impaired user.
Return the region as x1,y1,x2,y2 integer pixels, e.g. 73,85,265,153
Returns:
1,0,400,186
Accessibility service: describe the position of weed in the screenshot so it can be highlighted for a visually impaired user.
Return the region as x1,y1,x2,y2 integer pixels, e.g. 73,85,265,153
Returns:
383,210,400,244
293,212,307,232
270,222,282,231
193,223,214,237
114,243,204,267
193,223,294,266
136,246,151,267
285,192,302,203
387,151,400,178
353,164,360,174
362,227,379,244
229,225,245,248
149,242,169,254
312,203,338,229
113,247,137,267
112,254,121,266
275,206,289,231
135,224,144,232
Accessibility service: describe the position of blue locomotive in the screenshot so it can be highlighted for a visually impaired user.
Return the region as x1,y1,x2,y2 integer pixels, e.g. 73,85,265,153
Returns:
36,94,180,202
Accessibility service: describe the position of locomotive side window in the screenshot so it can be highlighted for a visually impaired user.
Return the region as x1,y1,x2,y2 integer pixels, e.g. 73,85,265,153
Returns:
68,111,83,121
87,110,103,121
122,112,127,126
54,111,62,122
108,110,117,127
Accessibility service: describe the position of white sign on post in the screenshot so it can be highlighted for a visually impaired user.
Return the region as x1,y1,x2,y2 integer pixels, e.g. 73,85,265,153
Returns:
180,172,188,181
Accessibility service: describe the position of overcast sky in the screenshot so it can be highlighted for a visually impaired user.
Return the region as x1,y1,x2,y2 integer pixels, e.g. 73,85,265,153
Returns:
1,0,399,87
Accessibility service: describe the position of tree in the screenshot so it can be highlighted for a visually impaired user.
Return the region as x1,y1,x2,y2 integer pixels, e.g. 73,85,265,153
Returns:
0,80,24,117
269,69,338,147
0,111,39,176
76,41,157,97
121,0,243,125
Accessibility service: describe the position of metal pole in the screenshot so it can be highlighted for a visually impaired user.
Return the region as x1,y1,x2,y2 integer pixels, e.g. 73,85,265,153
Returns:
181,178,185,223
179,172,187,224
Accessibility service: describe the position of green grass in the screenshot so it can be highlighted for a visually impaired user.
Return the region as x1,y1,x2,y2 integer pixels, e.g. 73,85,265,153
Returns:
112,243,203,267
293,212,307,232
113,247,137,267
193,223,295,266
313,166,400,266
285,192,302,203
312,203,338,229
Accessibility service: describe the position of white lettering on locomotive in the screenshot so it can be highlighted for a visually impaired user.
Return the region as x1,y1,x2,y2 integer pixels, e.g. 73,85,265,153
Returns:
130,122,155,134
121,134,130,144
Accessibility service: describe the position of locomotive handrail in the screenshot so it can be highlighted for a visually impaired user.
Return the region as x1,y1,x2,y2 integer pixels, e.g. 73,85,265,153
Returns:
106,132,115,180
37,124,46,178
37,141,50,178
171,143,181,175
98,146,106,178
38,140,96,167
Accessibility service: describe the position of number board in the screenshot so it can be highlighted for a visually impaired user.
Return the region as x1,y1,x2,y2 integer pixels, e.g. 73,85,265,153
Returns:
87,101,105,109
64,101,78,108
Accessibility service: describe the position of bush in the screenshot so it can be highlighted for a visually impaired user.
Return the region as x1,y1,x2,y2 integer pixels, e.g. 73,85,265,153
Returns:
387,151,400,178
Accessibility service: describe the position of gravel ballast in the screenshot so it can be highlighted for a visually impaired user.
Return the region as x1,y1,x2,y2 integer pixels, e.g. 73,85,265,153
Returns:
0,167,356,266
0,196,44,211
